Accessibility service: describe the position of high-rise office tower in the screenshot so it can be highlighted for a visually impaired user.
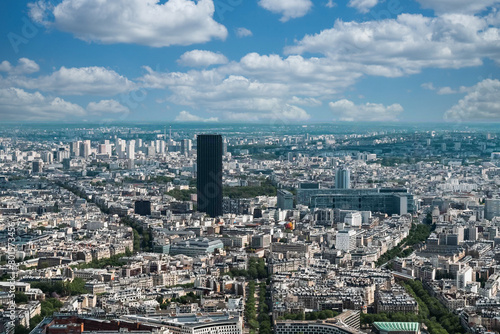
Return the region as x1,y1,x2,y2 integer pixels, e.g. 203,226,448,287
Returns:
80,140,91,158
485,199,500,220
70,141,80,157
126,140,135,160
159,140,166,154
135,200,151,216
197,134,223,218
336,230,356,252
117,141,126,159
41,151,53,164
62,158,71,170
56,148,70,162
335,167,351,189
277,189,294,210
32,160,43,173
223,138,228,155
181,139,192,156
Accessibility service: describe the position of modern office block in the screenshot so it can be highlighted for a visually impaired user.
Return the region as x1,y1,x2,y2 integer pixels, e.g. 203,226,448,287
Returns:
335,167,351,189
70,141,80,157
297,185,414,215
181,139,192,155
197,134,223,217
80,140,91,158
135,200,151,216
32,160,43,173
277,189,294,210
485,199,500,220
336,230,357,252
126,140,135,160
169,238,224,257
62,158,71,170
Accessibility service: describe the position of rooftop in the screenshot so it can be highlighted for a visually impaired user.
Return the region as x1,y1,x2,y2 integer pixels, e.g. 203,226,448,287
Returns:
373,322,420,332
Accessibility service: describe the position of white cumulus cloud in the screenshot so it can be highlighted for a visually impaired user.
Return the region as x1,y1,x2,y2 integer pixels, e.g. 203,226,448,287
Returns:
258,0,313,22
437,87,458,95
139,49,365,121
11,66,135,95
289,96,322,106
178,50,228,67
175,111,218,122
325,0,336,8
0,87,85,120
29,0,227,47
421,82,470,95
329,99,403,121
0,58,40,75
444,79,500,120
236,27,253,38
136,12,500,122
421,82,436,90
416,0,500,14
87,99,129,114
348,0,379,13
286,14,500,77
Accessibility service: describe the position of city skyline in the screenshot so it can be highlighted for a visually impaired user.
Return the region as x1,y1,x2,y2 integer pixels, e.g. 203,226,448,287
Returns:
0,122,499,333
2,1,500,331
0,0,499,123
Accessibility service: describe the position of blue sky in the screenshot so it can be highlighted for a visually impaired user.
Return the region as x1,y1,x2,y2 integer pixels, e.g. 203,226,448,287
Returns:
0,0,499,123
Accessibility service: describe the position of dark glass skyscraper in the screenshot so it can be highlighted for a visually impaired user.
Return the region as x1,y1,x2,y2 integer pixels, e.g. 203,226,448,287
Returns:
197,134,223,217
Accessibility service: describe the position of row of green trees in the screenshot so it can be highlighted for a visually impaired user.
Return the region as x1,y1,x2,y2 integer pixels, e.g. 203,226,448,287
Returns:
165,177,277,201
361,280,464,334
245,281,258,333
158,291,200,309
376,224,432,266
166,188,196,201
224,258,268,280
403,280,464,334
120,217,152,252
257,282,272,334
31,277,87,296
223,179,277,199
244,280,272,334
76,252,129,269
279,309,339,321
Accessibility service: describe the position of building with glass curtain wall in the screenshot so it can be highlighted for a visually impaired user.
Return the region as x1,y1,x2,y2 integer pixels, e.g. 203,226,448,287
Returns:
197,134,223,217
